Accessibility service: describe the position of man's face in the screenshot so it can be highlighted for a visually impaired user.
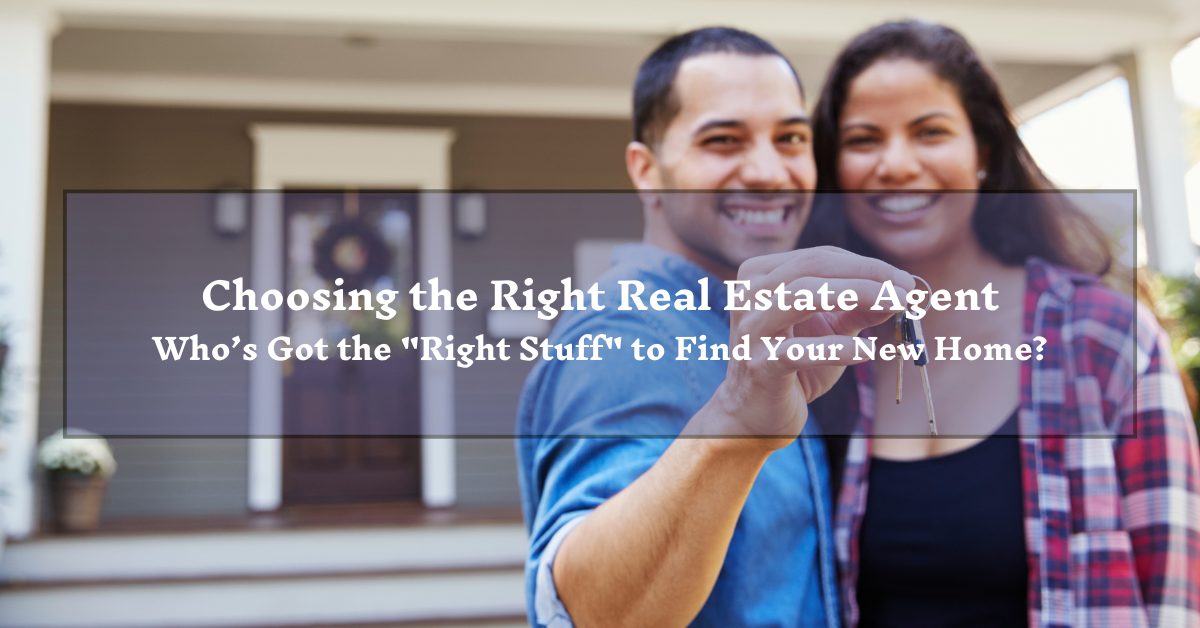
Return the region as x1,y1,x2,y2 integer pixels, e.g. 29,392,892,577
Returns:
628,52,815,279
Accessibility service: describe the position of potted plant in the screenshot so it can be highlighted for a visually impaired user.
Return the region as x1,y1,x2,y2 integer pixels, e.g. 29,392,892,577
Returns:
37,429,117,532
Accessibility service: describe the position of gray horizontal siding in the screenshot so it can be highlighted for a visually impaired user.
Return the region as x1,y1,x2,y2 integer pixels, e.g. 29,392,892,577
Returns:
44,103,634,520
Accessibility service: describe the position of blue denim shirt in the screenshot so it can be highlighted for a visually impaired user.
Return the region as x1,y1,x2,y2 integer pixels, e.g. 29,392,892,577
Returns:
516,244,841,628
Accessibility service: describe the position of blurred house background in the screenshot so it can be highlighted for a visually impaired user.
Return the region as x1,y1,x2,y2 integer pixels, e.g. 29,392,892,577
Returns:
0,0,1198,626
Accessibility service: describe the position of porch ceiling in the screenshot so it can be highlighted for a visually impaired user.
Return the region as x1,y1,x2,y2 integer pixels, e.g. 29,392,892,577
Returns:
46,27,1097,119
43,0,1199,117
46,0,1197,59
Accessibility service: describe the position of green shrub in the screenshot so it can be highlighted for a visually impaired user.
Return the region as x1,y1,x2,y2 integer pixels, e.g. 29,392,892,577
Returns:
1151,273,1200,429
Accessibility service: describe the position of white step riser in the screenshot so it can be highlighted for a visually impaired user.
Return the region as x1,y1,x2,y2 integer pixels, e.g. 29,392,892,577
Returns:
0,570,526,628
0,524,527,583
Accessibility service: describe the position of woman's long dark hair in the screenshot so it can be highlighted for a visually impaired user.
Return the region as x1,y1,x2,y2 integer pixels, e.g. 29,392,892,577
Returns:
806,21,1115,488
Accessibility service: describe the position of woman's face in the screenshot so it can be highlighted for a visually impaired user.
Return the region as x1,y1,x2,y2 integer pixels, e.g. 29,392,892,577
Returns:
836,58,984,265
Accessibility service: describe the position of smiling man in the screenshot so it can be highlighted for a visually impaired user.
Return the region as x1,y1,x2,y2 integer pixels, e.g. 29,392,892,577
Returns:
627,38,814,278
517,27,912,627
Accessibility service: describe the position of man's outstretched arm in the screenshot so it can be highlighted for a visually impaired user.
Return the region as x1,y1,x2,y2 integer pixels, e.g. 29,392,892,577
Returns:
550,248,912,627
552,410,774,626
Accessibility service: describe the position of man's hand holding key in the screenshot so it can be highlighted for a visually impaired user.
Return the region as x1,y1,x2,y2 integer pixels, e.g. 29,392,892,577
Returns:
692,246,916,451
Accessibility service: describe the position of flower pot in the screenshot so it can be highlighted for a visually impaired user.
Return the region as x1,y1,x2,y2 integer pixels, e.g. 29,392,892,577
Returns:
48,472,108,533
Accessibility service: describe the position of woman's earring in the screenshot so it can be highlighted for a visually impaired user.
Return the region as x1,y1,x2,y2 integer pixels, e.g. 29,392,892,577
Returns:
976,169,987,181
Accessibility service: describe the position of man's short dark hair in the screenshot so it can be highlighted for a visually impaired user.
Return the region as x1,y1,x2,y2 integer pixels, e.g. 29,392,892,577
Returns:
632,27,804,147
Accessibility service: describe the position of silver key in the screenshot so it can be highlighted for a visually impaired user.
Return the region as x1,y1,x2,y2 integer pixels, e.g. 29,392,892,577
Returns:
895,276,938,436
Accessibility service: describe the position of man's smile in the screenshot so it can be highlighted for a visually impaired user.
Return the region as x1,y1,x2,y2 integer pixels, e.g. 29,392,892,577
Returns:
718,194,804,233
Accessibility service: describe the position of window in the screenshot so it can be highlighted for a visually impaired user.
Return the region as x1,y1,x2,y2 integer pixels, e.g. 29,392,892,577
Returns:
1019,76,1143,266
1172,37,1200,248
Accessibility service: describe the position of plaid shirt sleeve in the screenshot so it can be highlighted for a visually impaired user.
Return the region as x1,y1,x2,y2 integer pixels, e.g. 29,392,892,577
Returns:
1111,305,1200,628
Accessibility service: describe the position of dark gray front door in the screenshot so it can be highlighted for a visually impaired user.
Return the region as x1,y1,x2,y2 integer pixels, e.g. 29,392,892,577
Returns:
281,191,422,505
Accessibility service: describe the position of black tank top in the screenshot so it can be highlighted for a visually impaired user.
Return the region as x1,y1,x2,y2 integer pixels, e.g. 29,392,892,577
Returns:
857,410,1028,628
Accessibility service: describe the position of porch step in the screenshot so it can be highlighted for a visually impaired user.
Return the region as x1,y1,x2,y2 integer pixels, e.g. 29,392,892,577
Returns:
0,524,529,627
0,523,526,584
0,570,526,627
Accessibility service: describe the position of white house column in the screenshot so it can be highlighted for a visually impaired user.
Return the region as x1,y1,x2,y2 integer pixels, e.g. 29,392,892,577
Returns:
1124,43,1197,277
0,3,56,539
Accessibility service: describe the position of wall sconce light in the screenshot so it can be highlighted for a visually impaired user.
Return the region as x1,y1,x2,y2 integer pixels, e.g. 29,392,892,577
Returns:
212,189,248,238
454,192,487,239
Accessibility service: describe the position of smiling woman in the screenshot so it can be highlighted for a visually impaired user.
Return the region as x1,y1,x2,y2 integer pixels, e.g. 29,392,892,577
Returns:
805,19,1200,628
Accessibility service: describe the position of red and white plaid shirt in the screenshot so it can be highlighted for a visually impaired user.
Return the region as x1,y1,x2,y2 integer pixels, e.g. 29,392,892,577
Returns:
835,258,1200,628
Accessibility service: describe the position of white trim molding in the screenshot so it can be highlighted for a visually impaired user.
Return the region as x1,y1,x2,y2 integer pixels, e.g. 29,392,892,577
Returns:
52,71,629,119
47,0,1176,64
249,123,457,511
0,2,57,540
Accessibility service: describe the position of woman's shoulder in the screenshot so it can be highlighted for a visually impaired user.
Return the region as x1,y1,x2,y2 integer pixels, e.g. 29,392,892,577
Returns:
1026,257,1154,332
1025,257,1168,373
